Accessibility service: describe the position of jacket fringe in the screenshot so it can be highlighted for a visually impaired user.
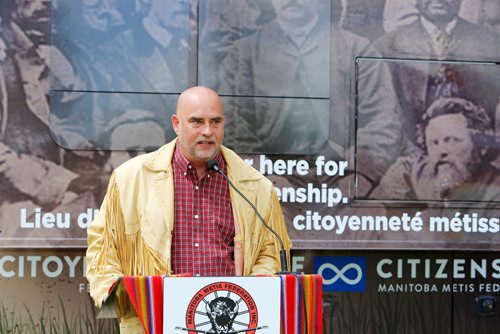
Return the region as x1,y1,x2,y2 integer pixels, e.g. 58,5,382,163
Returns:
96,175,169,316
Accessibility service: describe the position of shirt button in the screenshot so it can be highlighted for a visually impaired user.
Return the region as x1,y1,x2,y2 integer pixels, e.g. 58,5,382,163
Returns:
194,243,199,247
183,172,187,176
194,214,199,219
188,165,192,169
195,186,199,190
207,174,211,178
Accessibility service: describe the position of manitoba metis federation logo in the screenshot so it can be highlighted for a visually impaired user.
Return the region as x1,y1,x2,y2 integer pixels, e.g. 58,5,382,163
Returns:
174,281,268,334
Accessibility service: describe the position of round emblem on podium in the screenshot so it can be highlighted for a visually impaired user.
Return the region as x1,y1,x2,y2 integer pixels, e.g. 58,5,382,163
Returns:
185,281,259,334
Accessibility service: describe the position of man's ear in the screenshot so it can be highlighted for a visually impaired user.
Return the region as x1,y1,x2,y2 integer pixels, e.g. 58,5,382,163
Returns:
172,114,180,135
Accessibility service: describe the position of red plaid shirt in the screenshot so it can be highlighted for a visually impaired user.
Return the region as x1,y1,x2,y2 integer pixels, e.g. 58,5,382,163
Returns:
171,145,235,276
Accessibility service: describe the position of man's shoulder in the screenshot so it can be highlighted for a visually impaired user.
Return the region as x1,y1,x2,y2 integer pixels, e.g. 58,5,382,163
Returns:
332,27,372,56
374,21,423,47
482,165,500,183
455,18,493,33
377,20,422,39
113,151,155,183
114,142,174,180
454,18,499,43
115,151,153,170
473,165,500,202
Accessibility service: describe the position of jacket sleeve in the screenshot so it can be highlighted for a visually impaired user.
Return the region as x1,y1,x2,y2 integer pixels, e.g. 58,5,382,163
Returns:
249,189,292,275
86,172,125,308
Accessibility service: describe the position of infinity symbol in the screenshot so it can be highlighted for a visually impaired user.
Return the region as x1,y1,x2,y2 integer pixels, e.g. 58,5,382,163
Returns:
318,263,363,285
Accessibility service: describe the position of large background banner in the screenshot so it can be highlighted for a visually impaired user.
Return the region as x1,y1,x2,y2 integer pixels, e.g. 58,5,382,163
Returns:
1,0,500,332
2,0,500,250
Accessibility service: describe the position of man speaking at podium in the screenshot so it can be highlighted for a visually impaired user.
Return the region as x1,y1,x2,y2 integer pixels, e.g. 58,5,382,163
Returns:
86,86,291,332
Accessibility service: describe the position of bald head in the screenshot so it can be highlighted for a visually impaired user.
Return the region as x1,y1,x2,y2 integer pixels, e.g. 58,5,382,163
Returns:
172,86,225,173
176,86,224,117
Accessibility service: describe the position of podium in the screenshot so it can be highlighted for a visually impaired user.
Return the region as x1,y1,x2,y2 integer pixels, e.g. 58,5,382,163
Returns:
106,274,322,334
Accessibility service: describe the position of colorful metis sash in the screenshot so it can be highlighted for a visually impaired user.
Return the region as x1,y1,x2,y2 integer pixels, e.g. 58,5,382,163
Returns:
280,274,323,334
120,274,322,334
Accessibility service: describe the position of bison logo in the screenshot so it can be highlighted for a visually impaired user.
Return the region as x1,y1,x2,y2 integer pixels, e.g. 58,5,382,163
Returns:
176,282,268,334
206,297,239,333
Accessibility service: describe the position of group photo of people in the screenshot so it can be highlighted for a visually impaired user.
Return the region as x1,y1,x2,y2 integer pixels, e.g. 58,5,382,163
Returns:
1,0,500,244
1,1,500,332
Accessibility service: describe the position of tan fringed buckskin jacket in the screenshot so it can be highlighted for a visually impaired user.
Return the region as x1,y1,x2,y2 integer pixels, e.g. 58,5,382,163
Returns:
86,139,291,332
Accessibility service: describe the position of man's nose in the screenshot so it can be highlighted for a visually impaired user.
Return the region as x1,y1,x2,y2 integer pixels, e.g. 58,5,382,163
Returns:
201,122,213,136
439,151,449,159
436,142,450,157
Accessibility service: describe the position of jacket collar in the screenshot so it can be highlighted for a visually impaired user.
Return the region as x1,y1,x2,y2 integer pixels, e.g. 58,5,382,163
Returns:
221,146,262,183
143,138,177,174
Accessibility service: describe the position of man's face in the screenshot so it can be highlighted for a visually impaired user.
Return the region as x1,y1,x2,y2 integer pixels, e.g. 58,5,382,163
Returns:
172,93,224,166
425,113,480,188
149,0,188,30
417,0,462,25
15,0,50,42
16,0,50,21
271,0,319,25
81,0,127,35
